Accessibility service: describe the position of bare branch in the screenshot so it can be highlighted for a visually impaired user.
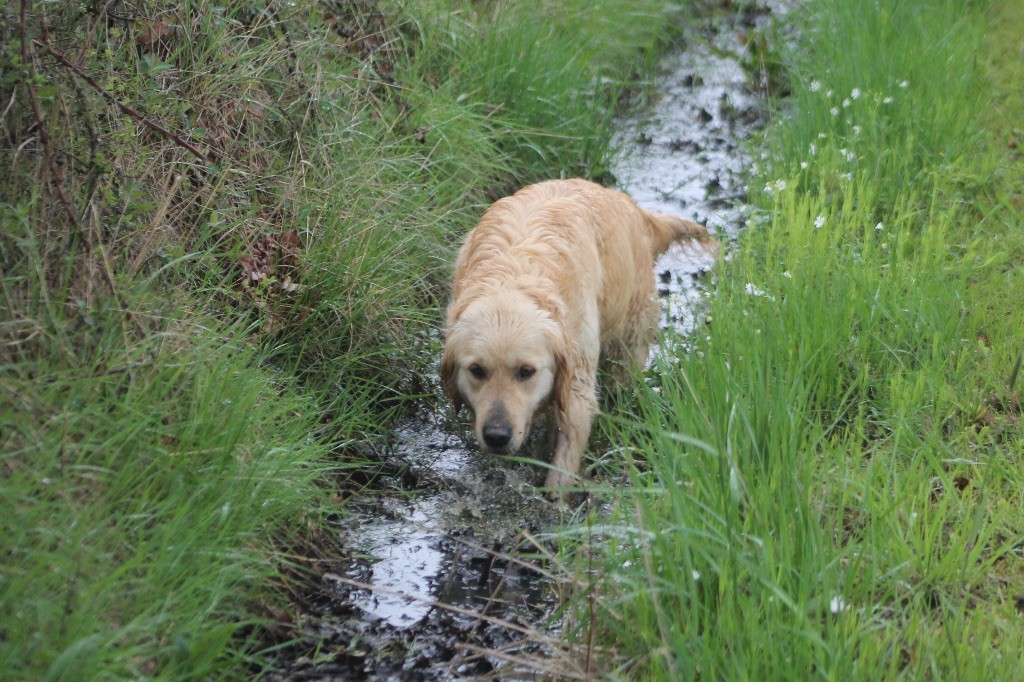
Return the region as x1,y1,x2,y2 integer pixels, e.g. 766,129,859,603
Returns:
31,38,220,165
20,0,82,240
19,0,146,338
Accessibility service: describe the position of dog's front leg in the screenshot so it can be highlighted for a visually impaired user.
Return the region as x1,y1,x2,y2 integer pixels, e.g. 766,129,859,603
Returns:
544,379,598,499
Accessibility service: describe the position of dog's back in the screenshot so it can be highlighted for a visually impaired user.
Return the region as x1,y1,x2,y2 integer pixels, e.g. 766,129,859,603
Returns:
451,179,715,339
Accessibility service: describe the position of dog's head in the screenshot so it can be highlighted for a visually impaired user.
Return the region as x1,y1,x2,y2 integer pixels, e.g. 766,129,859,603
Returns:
441,288,569,454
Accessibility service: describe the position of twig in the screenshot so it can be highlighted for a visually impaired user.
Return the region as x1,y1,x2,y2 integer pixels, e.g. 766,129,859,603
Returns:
453,535,561,583
20,1,83,245
31,38,219,164
322,573,565,647
454,642,588,680
584,497,597,678
128,172,184,277
1009,347,1023,394
19,1,145,338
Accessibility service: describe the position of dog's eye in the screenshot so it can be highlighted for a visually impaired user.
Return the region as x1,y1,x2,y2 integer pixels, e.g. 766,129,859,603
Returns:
517,366,536,381
468,364,486,380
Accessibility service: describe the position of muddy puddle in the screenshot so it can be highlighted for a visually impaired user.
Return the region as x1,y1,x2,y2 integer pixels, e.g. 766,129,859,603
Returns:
273,4,778,679
616,6,771,336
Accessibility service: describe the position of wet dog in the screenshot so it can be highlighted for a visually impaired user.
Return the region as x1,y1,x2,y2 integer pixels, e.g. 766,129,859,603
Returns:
441,179,715,499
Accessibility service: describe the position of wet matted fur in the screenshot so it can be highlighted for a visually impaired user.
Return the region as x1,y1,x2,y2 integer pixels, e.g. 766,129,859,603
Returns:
441,179,716,499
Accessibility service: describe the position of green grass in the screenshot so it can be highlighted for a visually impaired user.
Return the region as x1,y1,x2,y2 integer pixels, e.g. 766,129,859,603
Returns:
0,0,687,678
574,0,1024,678
1,317,331,677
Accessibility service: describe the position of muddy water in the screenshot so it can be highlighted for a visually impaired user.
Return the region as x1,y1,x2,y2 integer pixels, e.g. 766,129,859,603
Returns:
276,6,774,680
615,8,768,335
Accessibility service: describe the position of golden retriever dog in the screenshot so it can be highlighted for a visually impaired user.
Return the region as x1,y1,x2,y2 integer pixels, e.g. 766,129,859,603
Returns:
441,179,716,499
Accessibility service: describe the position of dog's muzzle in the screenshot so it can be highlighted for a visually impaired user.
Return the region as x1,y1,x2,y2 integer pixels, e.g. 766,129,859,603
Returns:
481,420,513,450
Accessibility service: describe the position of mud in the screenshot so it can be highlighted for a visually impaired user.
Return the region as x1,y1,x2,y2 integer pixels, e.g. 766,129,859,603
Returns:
614,3,772,334
269,414,575,680
272,3,777,679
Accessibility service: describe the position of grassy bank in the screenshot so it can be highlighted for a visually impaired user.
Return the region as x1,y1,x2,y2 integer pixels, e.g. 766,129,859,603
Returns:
0,0,684,677
578,0,1024,678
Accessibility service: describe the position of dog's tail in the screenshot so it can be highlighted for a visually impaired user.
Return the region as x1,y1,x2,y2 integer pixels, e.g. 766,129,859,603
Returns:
647,211,718,257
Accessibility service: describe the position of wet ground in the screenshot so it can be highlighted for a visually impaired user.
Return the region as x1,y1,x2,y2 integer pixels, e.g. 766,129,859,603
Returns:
615,4,771,334
270,415,580,680
272,3,778,679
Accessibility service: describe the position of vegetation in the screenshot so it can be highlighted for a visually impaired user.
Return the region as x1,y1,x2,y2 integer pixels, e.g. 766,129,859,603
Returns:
577,0,1024,678
4,0,1021,677
0,0,682,677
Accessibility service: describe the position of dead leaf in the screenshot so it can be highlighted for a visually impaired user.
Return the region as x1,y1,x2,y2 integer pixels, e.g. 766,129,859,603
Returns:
136,20,173,53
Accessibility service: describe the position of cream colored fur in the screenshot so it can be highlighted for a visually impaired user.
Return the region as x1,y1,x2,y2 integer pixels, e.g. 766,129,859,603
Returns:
441,179,716,500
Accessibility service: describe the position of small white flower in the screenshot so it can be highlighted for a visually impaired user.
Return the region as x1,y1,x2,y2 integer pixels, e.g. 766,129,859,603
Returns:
800,161,808,169
843,172,854,181
830,107,840,116
814,214,826,228
782,271,793,278
875,221,884,231
692,570,701,581
810,80,822,92
899,80,909,88
842,98,852,108
774,179,788,192
853,125,862,135
826,89,834,97
818,132,828,139
829,595,848,614
851,87,861,99
883,96,894,104
745,283,768,297
809,142,817,155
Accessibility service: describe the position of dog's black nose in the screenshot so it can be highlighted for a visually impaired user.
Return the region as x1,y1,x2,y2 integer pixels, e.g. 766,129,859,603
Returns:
482,422,513,449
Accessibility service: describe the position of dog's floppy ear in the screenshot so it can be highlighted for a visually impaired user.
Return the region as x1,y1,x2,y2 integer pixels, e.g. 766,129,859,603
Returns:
553,348,571,415
551,328,581,416
440,345,463,415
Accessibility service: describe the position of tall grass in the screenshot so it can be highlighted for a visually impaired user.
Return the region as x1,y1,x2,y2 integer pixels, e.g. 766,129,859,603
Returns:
577,0,1024,678
0,318,330,677
1,0,687,677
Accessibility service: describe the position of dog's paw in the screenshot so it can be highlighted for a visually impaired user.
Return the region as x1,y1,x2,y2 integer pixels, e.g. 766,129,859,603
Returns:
543,469,582,504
